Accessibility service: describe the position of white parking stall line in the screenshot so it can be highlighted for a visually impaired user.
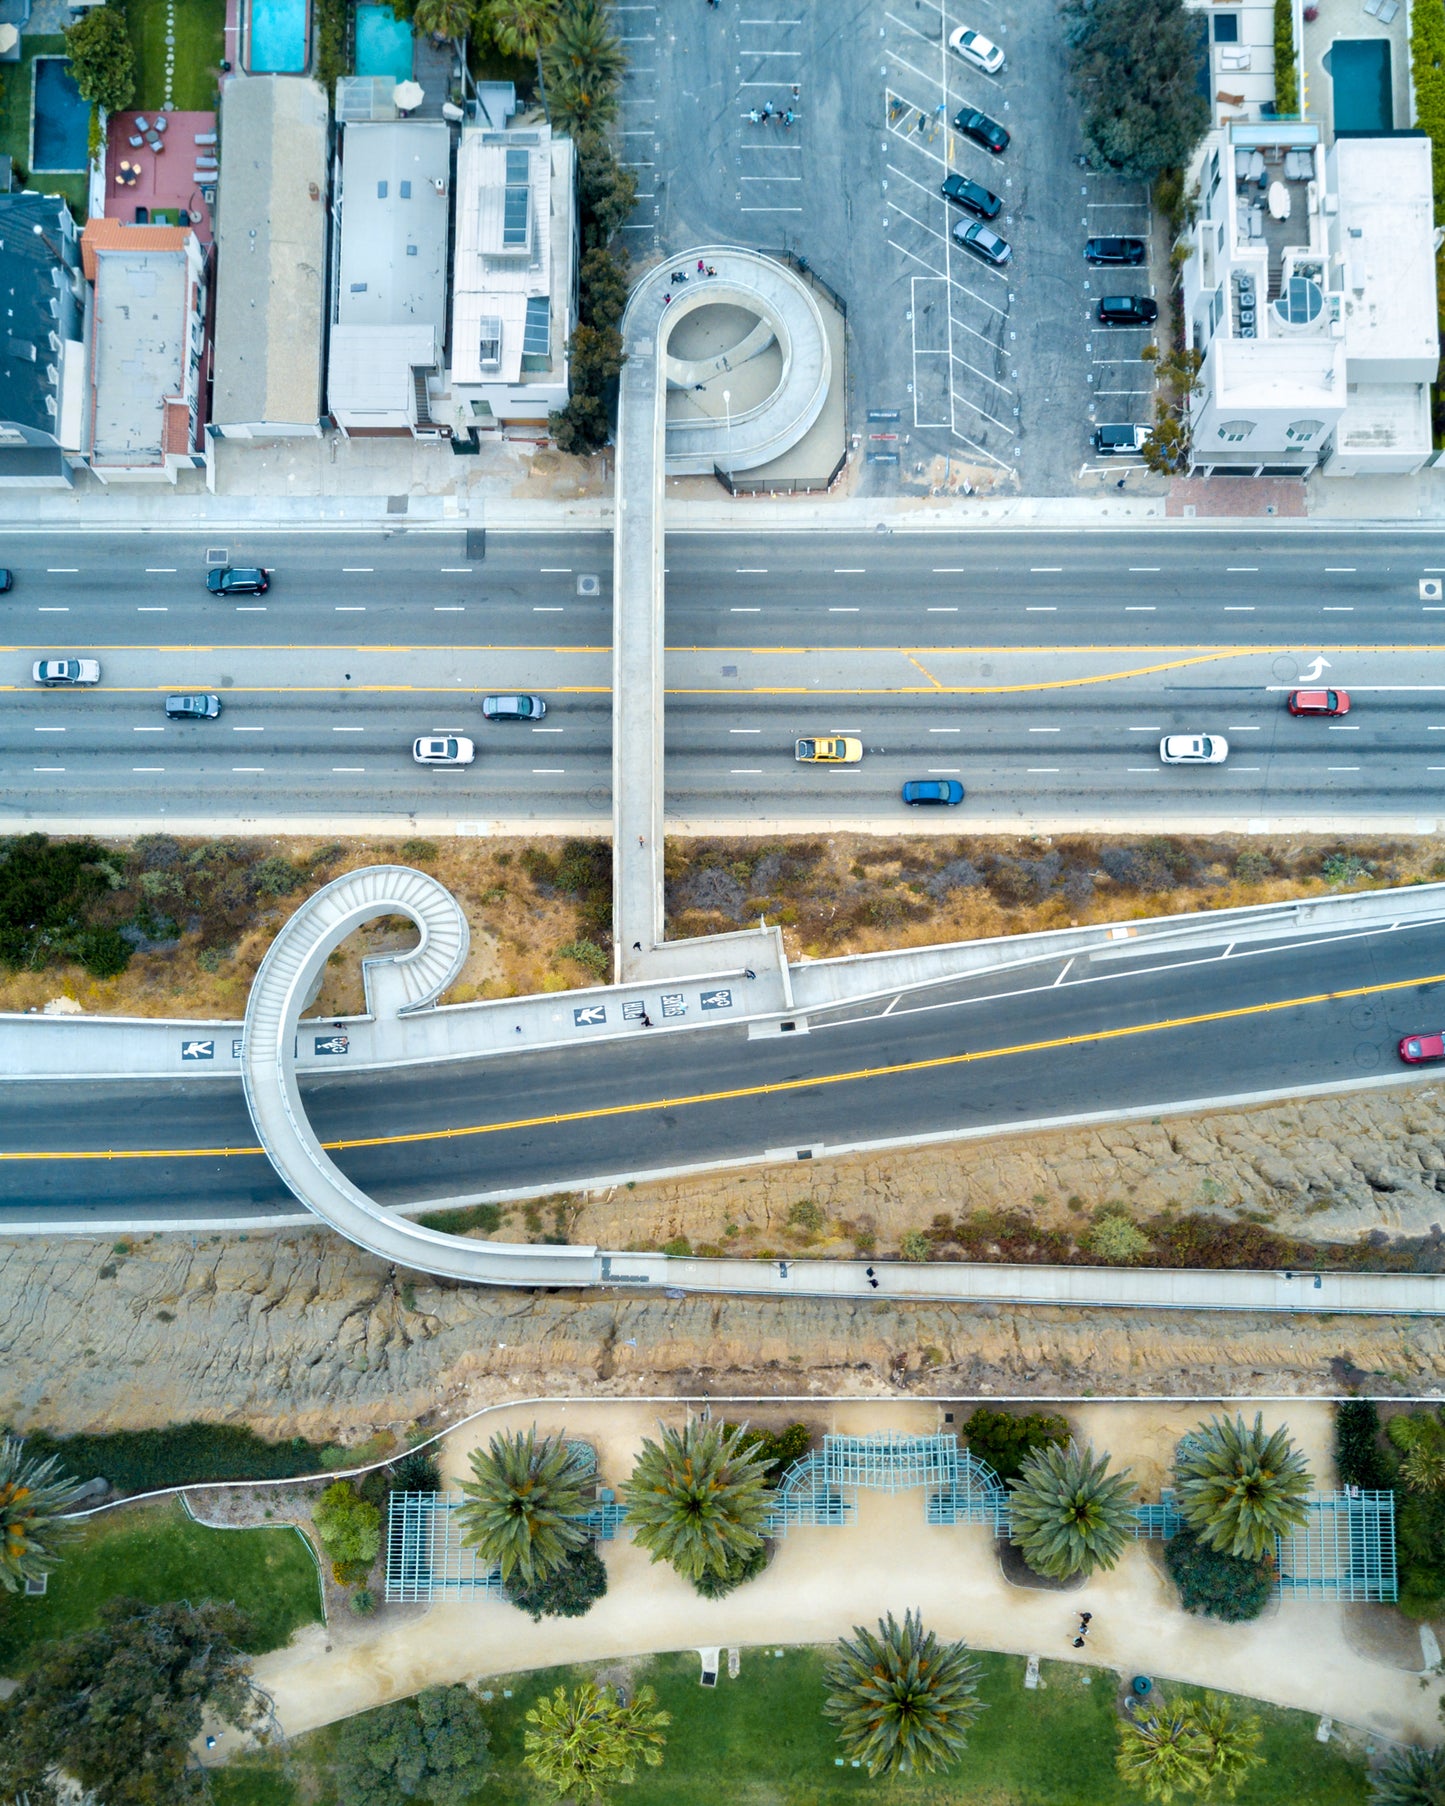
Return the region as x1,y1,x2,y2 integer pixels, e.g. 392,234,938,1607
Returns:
889,193,946,245
886,160,955,210
950,389,1016,435
887,237,948,278
740,203,805,214
951,278,1010,318
950,349,1017,401
949,424,1016,476
949,311,1007,355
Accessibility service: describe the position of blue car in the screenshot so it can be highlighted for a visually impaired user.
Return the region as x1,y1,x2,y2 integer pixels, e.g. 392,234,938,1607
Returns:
902,779,965,806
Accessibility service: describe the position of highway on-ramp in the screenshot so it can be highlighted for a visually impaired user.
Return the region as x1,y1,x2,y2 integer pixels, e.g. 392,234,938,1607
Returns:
3,912,1440,1225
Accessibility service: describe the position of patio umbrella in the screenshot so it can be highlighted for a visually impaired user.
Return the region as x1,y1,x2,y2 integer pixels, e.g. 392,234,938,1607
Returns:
394,80,425,113
0,26,20,52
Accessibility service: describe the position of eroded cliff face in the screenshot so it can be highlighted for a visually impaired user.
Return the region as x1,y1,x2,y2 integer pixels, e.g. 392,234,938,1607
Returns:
2,1224,1443,1444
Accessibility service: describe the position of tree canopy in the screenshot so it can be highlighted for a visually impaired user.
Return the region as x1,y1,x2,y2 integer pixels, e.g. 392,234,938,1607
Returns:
1175,1413,1311,1561
506,1543,609,1620
824,1610,984,1777
523,1680,669,1799
0,1435,83,1593
334,1685,492,1806
63,3,136,114
457,1428,594,1584
1007,1439,1137,1580
1163,1526,1273,1623
0,1597,263,1806
624,1419,772,1582
1060,0,1209,178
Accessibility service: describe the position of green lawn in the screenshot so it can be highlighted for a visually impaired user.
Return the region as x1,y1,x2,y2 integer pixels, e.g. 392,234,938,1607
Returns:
0,1499,323,1673
124,0,225,112
211,1647,1370,1806
0,37,87,212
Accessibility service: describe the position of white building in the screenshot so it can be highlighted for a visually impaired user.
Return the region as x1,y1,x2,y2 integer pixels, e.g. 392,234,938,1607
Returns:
327,119,451,437
444,118,576,436
1179,123,1438,477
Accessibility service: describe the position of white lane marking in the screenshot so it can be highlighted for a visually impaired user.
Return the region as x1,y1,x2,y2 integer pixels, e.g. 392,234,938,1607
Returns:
1322,606,1354,612
32,765,65,771
46,567,78,573
833,568,866,573
928,727,961,734
232,765,264,771
33,726,64,732
1226,725,1261,731
145,567,177,573
1328,724,1359,731
1325,567,1356,573
730,767,762,774
1124,606,1155,611
1128,567,1160,572
439,568,473,574
731,607,762,612
1026,766,1060,772
133,726,164,733
137,606,168,612
531,767,566,773
37,606,68,612
926,606,959,612
1226,566,1258,572
434,605,465,612
829,606,860,612
132,766,164,772
534,606,564,612
539,567,573,573
335,605,366,611
533,726,564,732
730,728,762,734
1028,727,1060,733
1327,765,1360,771
1224,605,1255,611
1128,726,1162,732
1029,566,1062,572
1229,765,1261,771
735,567,768,573
232,725,264,732
927,767,962,773
1053,957,1075,986
332,726,363,732
341,567,374,573
236,605,266,611
1126,766,1158,771
332,766,365,772
931,567,967,573
1025,606,1057,611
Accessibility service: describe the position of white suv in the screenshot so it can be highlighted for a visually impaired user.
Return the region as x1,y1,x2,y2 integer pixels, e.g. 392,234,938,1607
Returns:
1160,734,1228,765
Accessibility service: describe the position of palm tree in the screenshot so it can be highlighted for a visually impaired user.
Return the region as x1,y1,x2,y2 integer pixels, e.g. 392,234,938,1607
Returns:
1175,1413,1311,1561
541,0,624,130
1006,1439,1138,1581
623,1418,771,1582
476,0,561,109
0,1437,84,1594
523,1680,669,1800
1370,1744,1445,1806
1116,1699,1212,1803
1401,1444,1445,1495
413,0,475,43
546,69,620,135
456,1427,593,1583
823,1610,984,1778
1191,1694,1264,1799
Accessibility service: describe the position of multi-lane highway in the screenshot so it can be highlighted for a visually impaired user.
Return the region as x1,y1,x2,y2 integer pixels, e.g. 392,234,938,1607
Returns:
4,911,1442,1221
2,525,1444,825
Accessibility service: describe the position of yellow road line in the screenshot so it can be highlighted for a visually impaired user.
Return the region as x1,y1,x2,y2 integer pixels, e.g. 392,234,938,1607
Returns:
5,967,1438,1165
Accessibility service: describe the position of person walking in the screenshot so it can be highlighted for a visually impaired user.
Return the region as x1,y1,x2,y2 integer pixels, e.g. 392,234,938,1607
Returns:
782,109,795,128
697,259,706,274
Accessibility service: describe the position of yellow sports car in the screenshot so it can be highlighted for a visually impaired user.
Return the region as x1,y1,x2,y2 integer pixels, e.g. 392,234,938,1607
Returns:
795,736,863,763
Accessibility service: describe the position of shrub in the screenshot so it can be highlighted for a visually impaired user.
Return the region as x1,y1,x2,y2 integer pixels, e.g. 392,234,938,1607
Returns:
723,1420,811,1481
78,925,130,978
690,1539,769,1599
312,1481,381,1570
1414,0,1445,228
1086,1210,1151,1264
507,1544,609,1621
400,838,439,863
1320,851,1375,887
332,1558,371,1586
415,1200,503,1236
900,1230,931,1262
1061,0,1210,177
557,937,609,979
1335,1399,1392,1491
349,1587,376,1616
12,1422,331,1493
251,855,303,898
1273,0,1298,113
660,1235,691,1257
961,1408,1069,1484
335,1685,491,1806
787,1198,825,1235
1164,1525,1273,1621
390,1447,442,1494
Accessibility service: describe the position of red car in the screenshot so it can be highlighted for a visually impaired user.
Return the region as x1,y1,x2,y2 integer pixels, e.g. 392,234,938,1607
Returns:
1399,1033,1445,1064
1287,688,1349,716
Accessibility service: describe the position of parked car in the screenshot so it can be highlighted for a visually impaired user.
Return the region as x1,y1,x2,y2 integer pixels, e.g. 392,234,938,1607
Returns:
413,735,475,766
32,657,100,686
1091,422,1149,455
1085,236,1147,265
953,107,1009,154
165,693,222,719
1287,688,1350,716
206,566,270,596
1159,734,1228,765
1400,1032,1445,1064
948,24,1005,72
941,173,1002,219
953,219,1011,265
902,779,966,805
0,568,14,592
481,694,547,720
1097,294,1158,326
796,736,863,763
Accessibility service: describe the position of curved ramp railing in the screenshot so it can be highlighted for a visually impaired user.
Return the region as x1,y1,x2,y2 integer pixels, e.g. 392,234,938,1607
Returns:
241,865,601,1285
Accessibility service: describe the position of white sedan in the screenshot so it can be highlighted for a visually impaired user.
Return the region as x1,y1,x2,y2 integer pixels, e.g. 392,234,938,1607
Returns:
33,657,100,686
948,25,1005,73
413,734,475,767
1160,733,1229,765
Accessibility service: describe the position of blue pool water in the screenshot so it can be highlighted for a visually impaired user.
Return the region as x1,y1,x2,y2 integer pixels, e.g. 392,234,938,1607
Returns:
1330,37,1393,133
355,4,414,82
32,58,88,172
248,0,310,73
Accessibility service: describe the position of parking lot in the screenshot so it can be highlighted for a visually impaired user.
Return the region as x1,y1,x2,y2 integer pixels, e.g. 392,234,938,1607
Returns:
616,0,1159,495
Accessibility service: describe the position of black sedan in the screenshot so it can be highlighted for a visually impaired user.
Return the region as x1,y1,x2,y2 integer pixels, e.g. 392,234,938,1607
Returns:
941,173,1002,219
1085,236,1146,265
206,566,270,596
953,107,1009,154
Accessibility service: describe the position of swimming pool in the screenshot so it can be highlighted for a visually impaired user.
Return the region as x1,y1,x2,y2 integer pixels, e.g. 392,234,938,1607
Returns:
355,4,414,82
248,0,311,73
31,57,88,172
1330,37,1393,134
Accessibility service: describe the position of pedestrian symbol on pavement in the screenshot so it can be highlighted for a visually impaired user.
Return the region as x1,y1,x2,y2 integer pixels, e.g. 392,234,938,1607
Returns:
180,1039,215,1060
314,1034,350,1056
622,999,647,1021
574,1005,608,1026
231,1038,244,1059
700,988,733,1011
661,993,686,1019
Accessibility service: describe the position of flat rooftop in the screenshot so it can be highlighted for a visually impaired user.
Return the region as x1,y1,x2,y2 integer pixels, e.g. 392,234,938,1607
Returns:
335,120,450,332
1332,136,1438,371
89,248,191,465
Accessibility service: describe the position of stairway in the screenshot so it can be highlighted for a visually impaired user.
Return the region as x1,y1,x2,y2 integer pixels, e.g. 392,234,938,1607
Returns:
412,365,438,433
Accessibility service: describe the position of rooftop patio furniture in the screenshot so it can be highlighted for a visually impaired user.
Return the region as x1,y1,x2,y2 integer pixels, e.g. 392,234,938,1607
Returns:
148,137,163,152
194,131,217,146
1378,0,1399,22
153,115,167,132
128,134,143,147
134,116,149,132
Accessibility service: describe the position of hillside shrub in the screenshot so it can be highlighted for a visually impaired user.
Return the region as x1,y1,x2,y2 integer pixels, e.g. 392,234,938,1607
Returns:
312,1482,382,1570
1164,1525,1273,1621
961,1407,1070,1483
1334,1400,1392,1491
13,1422,331,1493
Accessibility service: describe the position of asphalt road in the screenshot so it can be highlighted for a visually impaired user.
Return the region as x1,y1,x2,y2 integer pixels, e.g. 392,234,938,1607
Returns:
4,527,1445,823
4,917,1440,1221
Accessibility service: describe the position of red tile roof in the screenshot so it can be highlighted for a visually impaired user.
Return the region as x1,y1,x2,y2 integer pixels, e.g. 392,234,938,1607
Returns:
81,216,192,281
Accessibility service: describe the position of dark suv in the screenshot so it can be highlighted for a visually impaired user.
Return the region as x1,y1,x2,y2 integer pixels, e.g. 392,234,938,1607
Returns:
1085,237,1146,265
953,107,1009,154
206,566,270,596
1097,295,1159,326
940,173,1001,219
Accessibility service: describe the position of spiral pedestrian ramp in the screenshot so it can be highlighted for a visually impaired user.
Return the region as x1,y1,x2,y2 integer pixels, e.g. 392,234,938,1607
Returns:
240,866,600,1285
